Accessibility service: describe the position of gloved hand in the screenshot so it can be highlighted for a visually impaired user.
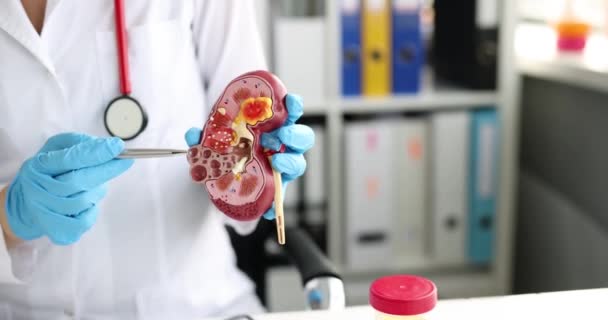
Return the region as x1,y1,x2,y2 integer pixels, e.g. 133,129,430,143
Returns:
4,133,134,245
185,93,315,220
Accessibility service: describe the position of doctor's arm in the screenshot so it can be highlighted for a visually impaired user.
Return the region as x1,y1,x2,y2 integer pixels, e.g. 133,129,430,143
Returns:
0,134,133,249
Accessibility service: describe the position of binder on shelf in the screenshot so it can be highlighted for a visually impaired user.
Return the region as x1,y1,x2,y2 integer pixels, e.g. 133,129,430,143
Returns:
362,0,391,96
284,207,300,228
303,125,327,251
284,178,300,228
392,117,428,262
274,17,326,107
391,0,424,94
303,125,326,205
432,0,499,89
468,108,499,264
341,0,362,96
345,120,394,270
284,177,300,209
431,111,470,265
302,207,327,252
475,0,499,88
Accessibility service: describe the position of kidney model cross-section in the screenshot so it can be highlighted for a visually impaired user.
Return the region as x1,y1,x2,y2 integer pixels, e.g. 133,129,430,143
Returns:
187,70,289,230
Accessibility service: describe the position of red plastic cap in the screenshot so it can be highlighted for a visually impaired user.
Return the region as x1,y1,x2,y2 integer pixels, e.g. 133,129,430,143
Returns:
369,275,437,316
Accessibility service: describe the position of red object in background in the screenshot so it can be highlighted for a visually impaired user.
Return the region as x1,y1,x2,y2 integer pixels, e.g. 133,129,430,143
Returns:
555,21,590,52
188,71,288,221
369,275,437,316
557,36,587,51
554,0,591,53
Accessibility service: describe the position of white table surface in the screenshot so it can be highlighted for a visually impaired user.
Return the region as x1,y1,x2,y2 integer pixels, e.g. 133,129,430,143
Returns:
209,288,608,320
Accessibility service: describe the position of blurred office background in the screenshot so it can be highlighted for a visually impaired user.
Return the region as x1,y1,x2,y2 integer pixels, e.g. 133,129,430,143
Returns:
244,0,608,311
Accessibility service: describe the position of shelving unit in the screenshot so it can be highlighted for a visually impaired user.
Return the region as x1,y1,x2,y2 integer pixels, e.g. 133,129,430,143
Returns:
317,1,520,304
265,1,521,307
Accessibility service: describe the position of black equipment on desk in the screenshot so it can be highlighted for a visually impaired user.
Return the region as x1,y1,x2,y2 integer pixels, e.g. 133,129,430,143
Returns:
226,220,344,312
432,0,499,89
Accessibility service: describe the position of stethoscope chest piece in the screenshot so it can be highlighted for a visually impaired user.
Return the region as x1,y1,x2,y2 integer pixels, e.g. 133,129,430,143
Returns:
104,95,147,140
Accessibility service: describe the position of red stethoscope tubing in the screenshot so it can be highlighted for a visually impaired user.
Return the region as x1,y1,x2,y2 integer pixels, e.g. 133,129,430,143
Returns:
114,0,131,95
104,0,147,140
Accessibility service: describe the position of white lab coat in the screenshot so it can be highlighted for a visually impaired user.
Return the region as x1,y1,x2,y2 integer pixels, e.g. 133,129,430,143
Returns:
0,1,268,319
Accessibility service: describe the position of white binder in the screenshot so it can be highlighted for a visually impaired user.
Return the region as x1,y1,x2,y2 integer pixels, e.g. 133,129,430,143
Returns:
303,125,327,230
345,120,394,271
304,125,326,205
392,118,429,263
284,179,300,209
274,17,325,107
430,111,470,265
284,179,300,228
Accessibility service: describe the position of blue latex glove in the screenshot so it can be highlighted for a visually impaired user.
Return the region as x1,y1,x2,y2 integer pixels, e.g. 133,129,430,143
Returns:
185,93,315,220
5,133,133,245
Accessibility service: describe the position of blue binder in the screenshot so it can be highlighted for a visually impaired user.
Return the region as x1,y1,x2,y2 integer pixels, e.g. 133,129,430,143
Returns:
341,0,362,96
391,1,423,94
468,108,499,264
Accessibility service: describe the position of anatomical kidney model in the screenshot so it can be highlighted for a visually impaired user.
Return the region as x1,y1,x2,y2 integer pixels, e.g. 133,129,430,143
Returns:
188,70,288,243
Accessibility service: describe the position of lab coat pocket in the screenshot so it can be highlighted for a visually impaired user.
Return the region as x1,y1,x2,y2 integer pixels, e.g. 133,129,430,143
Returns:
95,20,187,144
